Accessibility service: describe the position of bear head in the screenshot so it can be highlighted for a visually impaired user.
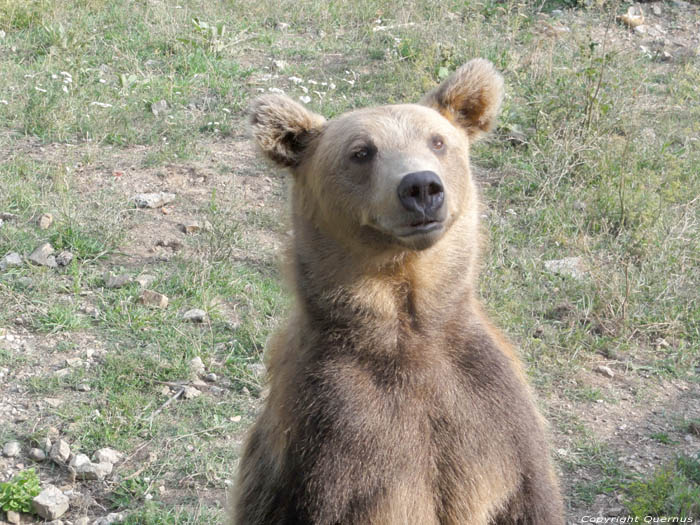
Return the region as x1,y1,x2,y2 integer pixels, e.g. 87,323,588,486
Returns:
249,59,503,255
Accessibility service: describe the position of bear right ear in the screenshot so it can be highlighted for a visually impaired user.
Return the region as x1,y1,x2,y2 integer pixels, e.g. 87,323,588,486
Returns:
249,95,326,168
420,59,503,141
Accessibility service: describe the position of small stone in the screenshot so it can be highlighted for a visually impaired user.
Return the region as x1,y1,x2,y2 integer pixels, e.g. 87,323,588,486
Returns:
247,363,266,381
595,365,615,378
94,448,123,465
230,415,242,423
189,356,205,375
38,213,53,229
0,252,23,270
2,441,21,457
134,274,156,288
685,434,694,443
32,485,70,520
151,99,168,116
70,454,113,480
76,383,91,392
45,398,63,408
74,518,90,525
105,273,132,288
652,4,662,15
93,512,126,525
56,251,74,266
544,257,586,280
50,439,71,463
273,60,288,70
28,243,57,268
131,192,176,209
275,22,290,31
6,510,20,524
42,436,52,451
29,447,47,461
178,221,201,234
205,373,217,382
65,357,83,367
183,386,201,399
54,368,71,378
139,290,169,308
182,309,207,323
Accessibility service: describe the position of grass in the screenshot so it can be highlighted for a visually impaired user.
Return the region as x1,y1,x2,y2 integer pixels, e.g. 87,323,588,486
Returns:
0,0,698,522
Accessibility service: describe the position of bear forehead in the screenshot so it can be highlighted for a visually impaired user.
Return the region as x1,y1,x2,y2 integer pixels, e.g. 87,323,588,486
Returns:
322,104,463,147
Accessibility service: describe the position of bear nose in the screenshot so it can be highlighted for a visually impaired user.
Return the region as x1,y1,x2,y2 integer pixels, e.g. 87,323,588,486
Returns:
397,171,445,216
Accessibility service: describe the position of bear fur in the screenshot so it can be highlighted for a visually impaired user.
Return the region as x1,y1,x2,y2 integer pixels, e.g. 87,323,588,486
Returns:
231,59,564,525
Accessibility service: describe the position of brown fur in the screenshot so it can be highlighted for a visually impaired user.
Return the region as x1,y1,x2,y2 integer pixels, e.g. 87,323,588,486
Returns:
231,59,564,525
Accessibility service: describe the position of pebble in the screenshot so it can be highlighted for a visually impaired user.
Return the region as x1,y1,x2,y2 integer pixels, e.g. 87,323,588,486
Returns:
182,308,207,323
543,257,586,280
28,243,57,268
594,365,615,378
205,373,217,382
131,192,176,209
0,252,23,270
183,386,201,399
93,512,126,525
139,290,169,308
56,251,74,266
105,273,132,288
6,510,20,524
151,99,168,116
29,447,47,461
32,485,70,520
74,518,90,525
94,448,123,465
178,221,201,234
38,213,53,230
134,274,156,288
50,439,71,463
189,356,205,375
2,441,21,457
70,454,113,480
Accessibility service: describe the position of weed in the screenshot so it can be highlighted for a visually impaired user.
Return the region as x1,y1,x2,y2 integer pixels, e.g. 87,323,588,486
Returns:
0,469,41,514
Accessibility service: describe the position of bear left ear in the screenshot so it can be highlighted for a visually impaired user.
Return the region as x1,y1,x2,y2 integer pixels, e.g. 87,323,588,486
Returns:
249,94,326,168
420,59,503,141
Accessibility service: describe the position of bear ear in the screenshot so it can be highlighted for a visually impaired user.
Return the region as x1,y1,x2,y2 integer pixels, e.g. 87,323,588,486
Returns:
420,59,503,141
249,94,326,168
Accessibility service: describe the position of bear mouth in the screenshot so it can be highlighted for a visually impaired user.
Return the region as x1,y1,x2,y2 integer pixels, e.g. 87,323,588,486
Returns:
398,220,444,237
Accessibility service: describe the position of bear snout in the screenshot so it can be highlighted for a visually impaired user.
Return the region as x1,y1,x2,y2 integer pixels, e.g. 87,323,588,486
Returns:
397,170,445,221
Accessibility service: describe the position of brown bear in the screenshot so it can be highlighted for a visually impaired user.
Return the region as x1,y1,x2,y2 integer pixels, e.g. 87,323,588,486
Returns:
231,59,564,525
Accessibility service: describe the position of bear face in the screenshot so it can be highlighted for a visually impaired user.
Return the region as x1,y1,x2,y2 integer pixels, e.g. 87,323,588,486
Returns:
250,59,503,255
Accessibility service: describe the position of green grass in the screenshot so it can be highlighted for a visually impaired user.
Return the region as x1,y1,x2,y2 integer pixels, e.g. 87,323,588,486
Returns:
625,454,700,519
1,0,699,522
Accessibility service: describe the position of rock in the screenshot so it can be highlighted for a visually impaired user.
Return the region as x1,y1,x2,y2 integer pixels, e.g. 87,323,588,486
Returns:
6,510,20,524
247,363,266,381
275,22,290,31
42,436,52,452
49,439,71,463
205,372,218,382
56,251,74,266
45,398,63,408
93,512,126,525
182,309,207,323
151,99,168,116
65,357,83,367
74,518,90,525
273,60,288,71
131,192,176,209
32,485,70,520
29,447,47,461
76,383,91,392
28,243,57,268
651,4,662,15
178,221,201,234
2,441,21,457
104,273,132,288
618,6,644,28
38,213,53,229
70,454,113,480
183,386,201,399
134,274,156,288
189,356,205,375
139,290,169,308
544,257,586,280
94,448,123,465
595,365,615,378
0,252,23,270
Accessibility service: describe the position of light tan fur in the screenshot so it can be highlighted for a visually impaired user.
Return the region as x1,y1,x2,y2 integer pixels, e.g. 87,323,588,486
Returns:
232,59,564,525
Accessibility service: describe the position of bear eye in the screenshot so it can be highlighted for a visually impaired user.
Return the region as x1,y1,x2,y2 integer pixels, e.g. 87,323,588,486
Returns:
350,144,376,163
431,136,445,152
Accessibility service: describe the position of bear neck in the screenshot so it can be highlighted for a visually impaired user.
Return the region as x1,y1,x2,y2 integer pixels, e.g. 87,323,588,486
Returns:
290,210,480,355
